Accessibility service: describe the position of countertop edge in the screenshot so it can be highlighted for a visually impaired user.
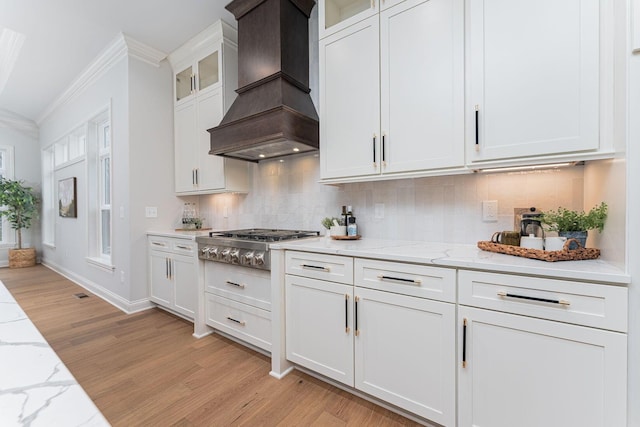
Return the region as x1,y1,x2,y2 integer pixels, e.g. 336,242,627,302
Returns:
270,238,630,285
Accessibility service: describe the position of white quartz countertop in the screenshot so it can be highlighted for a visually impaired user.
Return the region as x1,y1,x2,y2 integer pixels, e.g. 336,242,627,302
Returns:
0,282,110,427
271,237,630,284
147,229,212,239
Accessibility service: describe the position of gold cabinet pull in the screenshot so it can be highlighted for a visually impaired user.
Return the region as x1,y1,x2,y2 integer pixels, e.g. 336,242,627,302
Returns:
497,291,570,306
377,275,421,285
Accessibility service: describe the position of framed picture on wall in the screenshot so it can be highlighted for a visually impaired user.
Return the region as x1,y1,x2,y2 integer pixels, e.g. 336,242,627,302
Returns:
59,177,77,218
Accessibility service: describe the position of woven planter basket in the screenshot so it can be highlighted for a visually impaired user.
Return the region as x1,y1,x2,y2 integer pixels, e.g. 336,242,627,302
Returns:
9,248,37,268
477,238,600,262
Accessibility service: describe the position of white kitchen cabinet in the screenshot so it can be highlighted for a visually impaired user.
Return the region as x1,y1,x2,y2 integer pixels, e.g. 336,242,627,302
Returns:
458,270,628,427
467,0,603,165
355,287,455,425
285,252,456,425
168,20,249,195
319,0,464,181
148,235,198,320
285,274,355,386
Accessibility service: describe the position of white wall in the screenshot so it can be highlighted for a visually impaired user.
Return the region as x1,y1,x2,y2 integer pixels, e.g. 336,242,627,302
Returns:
128,58,178,302
626,14,640,425
0,120,41,265
38,57,131,304
37,47,177,311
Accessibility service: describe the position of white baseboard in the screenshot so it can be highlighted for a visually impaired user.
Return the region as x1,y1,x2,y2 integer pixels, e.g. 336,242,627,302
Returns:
41,261,153,314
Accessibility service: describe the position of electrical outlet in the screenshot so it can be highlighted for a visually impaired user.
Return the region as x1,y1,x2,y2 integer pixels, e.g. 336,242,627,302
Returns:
145,207,158,218
223,206,229,218
120,270,125,283
482,200,498,221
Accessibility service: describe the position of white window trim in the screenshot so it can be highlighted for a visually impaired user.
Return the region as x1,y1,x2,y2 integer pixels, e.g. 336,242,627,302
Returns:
0,145,15,246
85,256,115,272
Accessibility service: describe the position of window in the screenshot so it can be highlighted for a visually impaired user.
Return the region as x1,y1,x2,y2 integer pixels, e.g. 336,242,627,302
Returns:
98,121,111,257
41,146,55,246
86,109,112,268
0,145,15,244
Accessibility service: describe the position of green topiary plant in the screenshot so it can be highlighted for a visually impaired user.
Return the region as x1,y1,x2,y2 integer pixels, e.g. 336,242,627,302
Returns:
0,178,39,249
541,202,608,233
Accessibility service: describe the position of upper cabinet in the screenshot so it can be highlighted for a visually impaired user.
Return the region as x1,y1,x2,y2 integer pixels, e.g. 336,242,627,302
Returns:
319,0,618,182
168,21,250,195
320,0,464,182
467,0,608,167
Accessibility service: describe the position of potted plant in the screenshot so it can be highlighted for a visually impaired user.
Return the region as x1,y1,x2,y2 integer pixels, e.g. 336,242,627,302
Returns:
541,202,607,248
0,178,39,268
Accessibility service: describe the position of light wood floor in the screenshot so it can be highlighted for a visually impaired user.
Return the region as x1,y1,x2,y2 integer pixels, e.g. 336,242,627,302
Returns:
1,265,423,427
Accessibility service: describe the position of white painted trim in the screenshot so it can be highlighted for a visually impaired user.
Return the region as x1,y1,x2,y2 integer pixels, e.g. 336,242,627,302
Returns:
41,261,153,314
634,0,640,52
37,34,167,125
85,257,115,273
122,34,167,66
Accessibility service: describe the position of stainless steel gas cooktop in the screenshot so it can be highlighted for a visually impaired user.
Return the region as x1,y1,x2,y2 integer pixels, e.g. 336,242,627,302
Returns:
196,228,319,270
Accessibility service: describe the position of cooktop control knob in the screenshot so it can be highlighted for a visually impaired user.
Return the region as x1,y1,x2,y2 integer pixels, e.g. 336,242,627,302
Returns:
230,248,240,264
221,247,231,262
242,251,255,266
254,251,265,266
209,247,220,259
201,247,210,258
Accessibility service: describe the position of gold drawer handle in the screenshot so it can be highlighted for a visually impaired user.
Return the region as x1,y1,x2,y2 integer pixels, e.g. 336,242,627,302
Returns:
497,291,570,306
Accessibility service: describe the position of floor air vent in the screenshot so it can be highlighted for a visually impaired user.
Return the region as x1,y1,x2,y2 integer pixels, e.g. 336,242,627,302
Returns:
74,293,89,299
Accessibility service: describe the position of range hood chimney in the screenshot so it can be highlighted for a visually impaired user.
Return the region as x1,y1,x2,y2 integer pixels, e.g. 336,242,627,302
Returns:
208,0,319,162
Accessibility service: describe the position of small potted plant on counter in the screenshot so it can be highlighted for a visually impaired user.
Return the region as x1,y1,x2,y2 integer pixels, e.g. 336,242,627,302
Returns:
0,178,39,268
541,202,608,248
321,217,337,238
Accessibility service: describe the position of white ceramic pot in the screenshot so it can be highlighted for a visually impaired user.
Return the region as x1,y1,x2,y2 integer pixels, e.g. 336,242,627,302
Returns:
545,236,567,251
520,236,544,250
330,225,346,236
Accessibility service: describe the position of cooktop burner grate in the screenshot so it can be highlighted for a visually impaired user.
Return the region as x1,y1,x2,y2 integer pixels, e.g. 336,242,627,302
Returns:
208,228,319,242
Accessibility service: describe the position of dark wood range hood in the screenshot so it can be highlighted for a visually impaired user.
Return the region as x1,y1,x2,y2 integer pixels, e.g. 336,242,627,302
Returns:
207,0,319,162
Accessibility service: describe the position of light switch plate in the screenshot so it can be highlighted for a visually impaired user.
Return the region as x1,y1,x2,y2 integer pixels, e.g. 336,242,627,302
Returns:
145,207,157,218
482,200,498,221
375,203,385,219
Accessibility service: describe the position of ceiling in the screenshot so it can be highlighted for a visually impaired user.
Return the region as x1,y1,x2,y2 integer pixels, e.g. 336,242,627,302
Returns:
0,0,235,124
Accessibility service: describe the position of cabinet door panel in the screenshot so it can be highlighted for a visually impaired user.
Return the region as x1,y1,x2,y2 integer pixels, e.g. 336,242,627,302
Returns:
172,255,197,318
196,88,225,190
468,0,599,162
320,16,380,179
458,306,627,427
150,251,173,306
355,287,455,425
174,101,198,193
285,275,354,386
381,0,463,172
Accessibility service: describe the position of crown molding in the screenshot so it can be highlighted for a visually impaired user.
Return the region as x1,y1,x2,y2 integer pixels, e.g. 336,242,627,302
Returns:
167,19,237,70
0,108,39,139
37,34,167,125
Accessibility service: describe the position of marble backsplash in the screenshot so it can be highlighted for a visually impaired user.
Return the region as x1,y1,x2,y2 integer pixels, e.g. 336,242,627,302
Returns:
198,153,585,245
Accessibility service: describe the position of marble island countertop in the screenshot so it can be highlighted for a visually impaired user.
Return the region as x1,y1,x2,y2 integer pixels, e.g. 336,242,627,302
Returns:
271,237,630,284
0,282,110,427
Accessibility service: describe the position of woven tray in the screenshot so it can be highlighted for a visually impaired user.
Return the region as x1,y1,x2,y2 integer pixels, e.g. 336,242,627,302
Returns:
477,238,600,262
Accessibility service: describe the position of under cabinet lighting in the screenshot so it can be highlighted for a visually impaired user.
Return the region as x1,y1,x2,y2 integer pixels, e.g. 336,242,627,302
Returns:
473,162,582,174
259,154,266,158
293,147,300,152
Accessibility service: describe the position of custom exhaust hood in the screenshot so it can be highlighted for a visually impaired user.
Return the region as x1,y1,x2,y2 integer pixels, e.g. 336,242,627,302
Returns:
208,0,319,162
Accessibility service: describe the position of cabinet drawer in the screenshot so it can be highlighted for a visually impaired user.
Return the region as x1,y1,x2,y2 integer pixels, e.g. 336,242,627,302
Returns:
286,251,353,284
205,262,271,311
205,294,271,352
171,240,196,255
458,271,628,332
148,235,171,251
355,259,456,303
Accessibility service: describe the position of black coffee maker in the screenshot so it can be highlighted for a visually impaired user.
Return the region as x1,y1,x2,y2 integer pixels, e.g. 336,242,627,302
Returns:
520,207,544,237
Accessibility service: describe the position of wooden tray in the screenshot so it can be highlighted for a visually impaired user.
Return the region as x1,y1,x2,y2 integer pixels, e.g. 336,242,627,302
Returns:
331,235,361,240
477,238,600,262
